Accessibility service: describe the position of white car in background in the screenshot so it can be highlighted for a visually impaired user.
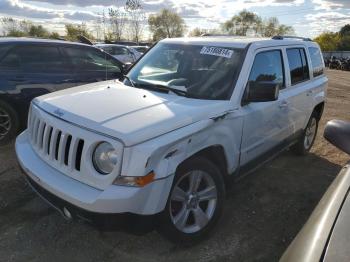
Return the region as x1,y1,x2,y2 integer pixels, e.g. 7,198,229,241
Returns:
95,44,142,64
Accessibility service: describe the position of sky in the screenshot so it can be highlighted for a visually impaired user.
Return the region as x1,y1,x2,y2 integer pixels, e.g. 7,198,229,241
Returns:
0,0,350,39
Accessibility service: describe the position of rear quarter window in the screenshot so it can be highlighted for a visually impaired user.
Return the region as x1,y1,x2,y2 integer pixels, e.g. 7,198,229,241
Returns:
308,47,324,77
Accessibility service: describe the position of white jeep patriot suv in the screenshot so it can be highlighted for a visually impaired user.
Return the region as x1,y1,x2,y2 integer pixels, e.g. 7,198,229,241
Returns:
16,36,327,243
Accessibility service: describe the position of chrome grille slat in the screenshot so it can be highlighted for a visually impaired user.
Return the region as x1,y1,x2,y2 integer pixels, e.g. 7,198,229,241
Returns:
31,116,38,142
68,137,78,171
50,129,60,161
57,133,67,164
33,119,40,145
37,122,45,149
42,125,51,154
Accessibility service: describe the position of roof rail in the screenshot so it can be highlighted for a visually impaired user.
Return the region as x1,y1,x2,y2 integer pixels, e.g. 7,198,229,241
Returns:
200,33,233,37
272,35,312,42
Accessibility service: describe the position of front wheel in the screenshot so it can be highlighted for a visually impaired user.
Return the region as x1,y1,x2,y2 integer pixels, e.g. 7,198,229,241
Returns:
158,157,225,245
291,112,318,155
0,101,20,146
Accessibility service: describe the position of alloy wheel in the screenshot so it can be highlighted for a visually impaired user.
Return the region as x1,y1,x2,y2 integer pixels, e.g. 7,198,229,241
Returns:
304,117,317,150
169,170,217,234
0,108,11,141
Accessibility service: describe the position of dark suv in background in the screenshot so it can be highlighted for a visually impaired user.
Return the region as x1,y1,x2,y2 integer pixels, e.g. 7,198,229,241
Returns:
0,38,124,145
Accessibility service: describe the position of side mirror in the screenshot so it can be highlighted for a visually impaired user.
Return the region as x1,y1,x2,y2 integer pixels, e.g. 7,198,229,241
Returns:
324,120,350,155
243,81,280,104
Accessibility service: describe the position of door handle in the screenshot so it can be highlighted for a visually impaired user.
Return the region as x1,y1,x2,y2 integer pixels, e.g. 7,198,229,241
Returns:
279,101,289,109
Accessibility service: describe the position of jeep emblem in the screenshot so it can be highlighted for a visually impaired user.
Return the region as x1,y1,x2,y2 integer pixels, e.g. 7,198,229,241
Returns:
53,108,64,117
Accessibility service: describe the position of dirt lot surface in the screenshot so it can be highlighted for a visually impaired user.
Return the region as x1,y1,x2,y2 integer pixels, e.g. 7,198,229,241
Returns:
0,69,349,262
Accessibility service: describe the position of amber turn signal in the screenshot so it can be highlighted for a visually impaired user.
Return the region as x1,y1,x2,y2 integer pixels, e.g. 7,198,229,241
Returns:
113,172,155,187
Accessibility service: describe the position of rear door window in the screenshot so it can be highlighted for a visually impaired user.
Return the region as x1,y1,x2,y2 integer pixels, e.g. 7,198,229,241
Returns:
308,47,324,77
248,50,285,89
287,48,310,85
0,45,66,72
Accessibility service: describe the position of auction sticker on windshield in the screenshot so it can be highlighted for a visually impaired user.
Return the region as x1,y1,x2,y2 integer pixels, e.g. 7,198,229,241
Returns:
200,46,234,58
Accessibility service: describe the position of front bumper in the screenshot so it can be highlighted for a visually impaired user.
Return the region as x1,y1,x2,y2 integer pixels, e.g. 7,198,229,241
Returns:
16,131,174,215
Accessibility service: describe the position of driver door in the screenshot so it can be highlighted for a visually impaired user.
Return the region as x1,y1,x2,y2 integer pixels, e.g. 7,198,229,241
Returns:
239,48,292,166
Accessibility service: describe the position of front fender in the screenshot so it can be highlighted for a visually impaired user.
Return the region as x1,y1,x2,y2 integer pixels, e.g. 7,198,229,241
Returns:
121,112,243,180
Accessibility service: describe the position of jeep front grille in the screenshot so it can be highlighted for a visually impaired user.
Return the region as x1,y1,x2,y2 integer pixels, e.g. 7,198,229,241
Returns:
29,109,84,172
27,104,124,190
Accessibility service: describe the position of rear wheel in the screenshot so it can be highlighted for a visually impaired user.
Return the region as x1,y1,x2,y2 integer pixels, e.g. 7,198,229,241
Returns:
158,157,225,245
0,101,20,146
291,112,318,155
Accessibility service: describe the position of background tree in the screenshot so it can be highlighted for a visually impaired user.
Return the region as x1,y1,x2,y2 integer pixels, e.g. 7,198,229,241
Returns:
222,10,262,36
188,27,222,37
222,10,294,37
1,18,31,36
48,32,60,39
108,7,127,41
28,25,49,38
125,0,145,43
314,32,339,51
339,24,350,38
65,23,94,41
1,17,59,39
337,35,350,51
188,27,204,37
148,9,186,41
262,17,294,37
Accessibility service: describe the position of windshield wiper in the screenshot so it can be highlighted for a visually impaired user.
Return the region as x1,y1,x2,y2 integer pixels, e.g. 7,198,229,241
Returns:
123,75,136,88
140,83,188,97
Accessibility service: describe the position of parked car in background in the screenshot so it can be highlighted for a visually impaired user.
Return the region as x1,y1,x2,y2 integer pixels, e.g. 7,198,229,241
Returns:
16,36,326,244
129,45,149,55
0,38,124,145
95,44,142,64
281,120,350,262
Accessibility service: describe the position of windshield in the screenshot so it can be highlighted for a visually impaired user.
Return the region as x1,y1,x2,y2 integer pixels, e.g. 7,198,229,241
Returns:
126,43,245,100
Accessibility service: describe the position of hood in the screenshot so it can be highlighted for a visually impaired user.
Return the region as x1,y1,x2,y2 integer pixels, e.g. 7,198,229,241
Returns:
34,80,231,146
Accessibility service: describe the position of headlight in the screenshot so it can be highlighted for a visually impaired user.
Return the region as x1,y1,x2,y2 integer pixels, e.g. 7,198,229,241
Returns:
93,142,118,174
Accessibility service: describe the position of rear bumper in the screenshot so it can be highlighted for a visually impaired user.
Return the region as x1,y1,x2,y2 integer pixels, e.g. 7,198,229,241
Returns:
16,131,174,215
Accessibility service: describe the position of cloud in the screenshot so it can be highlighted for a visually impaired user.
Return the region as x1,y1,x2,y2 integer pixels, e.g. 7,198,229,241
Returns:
23,0,118,7
64,11,98,21
305,11,350,36
0,0,59,19
312,0,350,10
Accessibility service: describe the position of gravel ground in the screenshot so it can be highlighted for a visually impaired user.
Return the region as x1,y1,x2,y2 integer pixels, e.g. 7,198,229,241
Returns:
0,69,349,262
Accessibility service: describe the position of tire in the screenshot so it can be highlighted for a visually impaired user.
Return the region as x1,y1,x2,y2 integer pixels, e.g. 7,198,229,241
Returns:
158,156,226,245
291,112,318,155
0,100,20,146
